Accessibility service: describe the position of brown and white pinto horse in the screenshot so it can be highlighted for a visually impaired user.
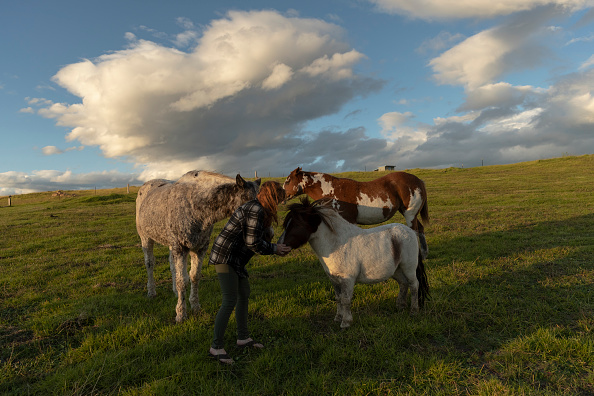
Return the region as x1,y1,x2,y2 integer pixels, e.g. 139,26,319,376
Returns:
283,168,429,258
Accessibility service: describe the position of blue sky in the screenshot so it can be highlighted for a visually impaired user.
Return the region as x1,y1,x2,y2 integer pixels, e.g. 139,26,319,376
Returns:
1,0,593,194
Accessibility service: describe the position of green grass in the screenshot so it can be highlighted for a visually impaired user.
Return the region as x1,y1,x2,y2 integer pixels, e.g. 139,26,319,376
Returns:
1,155,593,395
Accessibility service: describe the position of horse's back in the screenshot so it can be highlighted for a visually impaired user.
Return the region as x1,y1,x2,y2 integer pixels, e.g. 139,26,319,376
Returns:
137,171,233,213
328,222,415,283
384,172,426,199
176,170,234,188
363,222,418,257
354,223,418,282
136,179,173,214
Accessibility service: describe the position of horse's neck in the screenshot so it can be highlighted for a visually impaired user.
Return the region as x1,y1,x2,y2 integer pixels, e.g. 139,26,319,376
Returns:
308,212,360,256
303,172,336,198
193,184,245,226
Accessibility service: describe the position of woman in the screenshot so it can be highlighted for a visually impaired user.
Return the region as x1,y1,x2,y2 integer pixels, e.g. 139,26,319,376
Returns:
208,180,291,365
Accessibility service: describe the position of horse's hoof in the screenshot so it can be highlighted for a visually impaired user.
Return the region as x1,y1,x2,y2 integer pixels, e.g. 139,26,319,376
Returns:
175,314,187,323
147,292,156,298
340,321,352,329
334,315,342,322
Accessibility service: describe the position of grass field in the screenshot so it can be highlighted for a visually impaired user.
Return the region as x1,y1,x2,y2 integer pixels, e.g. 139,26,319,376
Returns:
1,155,593,395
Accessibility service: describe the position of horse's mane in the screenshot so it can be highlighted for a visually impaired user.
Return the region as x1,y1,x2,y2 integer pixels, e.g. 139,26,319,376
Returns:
284,197,335,232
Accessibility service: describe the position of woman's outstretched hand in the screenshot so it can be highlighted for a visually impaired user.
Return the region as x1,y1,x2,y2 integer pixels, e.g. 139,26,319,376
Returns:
275,243,292,256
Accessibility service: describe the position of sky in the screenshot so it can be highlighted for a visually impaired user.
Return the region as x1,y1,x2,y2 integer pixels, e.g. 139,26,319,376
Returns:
1,0,594,195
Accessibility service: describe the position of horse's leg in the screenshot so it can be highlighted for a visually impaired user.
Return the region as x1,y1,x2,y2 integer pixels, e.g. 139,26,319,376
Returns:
189,228,212,313
332,282,342,322
402,265,420,315
189,246,206,313
142,238,157,298
338,278,356,328
169,247,177,296
172,245,190,323
392,269,409,310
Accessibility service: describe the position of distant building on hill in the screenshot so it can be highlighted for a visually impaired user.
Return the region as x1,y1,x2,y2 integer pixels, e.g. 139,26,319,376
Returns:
374,165,396,171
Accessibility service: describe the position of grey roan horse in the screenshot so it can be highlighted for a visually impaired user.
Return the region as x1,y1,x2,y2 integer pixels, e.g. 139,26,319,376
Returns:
136,170,261,322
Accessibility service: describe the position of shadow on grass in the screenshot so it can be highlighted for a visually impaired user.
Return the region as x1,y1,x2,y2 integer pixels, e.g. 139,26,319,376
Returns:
254,212,593,354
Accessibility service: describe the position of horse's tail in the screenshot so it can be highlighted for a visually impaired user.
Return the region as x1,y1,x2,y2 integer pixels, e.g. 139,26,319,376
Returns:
416,250,430,308
419,181,430,225
420,199,429,225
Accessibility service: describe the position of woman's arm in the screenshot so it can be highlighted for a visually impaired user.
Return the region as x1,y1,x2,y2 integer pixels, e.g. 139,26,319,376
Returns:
243,204,276,255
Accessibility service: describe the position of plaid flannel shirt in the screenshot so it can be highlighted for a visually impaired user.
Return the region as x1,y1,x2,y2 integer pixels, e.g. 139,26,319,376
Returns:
208,200,275,277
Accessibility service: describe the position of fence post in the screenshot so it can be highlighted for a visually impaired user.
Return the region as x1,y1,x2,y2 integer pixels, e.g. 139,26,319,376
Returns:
127,184,130,194
8,196,11,207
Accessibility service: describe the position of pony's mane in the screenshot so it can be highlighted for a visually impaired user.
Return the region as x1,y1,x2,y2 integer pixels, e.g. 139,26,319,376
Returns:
284,197,335,232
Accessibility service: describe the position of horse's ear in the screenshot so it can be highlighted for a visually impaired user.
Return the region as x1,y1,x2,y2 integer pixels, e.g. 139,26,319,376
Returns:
255,178,261,186
236,174,246,187
297,167,302,173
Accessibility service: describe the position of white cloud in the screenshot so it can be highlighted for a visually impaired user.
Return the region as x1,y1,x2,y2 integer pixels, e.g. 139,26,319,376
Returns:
301,50,364,79
35,10,382,180
566,32,594,45
429,28,507,89
429,9,557,89
369,0,591,20
377,111,429,152
26,97,52,106
173,18,199,47
580,54,594,70
433,112,480,126
416,31,465,54
41,146,84,156
262,63,294,90
478,107,545,133
459,82,547,111
19,107,34,114
42,146,63,155
378,111,413,135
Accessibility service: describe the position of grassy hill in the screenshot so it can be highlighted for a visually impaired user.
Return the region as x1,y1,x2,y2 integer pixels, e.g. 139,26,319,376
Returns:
1,155,593,395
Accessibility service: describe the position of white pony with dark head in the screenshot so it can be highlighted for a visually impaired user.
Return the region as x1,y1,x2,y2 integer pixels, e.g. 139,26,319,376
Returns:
279,197,429,328
136,170,261,322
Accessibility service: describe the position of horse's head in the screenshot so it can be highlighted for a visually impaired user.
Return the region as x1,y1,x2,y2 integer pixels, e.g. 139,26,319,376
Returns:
283,167,305,201
278,197,333,249
236,174,261,202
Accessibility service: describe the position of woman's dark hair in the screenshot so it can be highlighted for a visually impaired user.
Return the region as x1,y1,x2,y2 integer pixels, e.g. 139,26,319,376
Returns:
257,181,286,226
